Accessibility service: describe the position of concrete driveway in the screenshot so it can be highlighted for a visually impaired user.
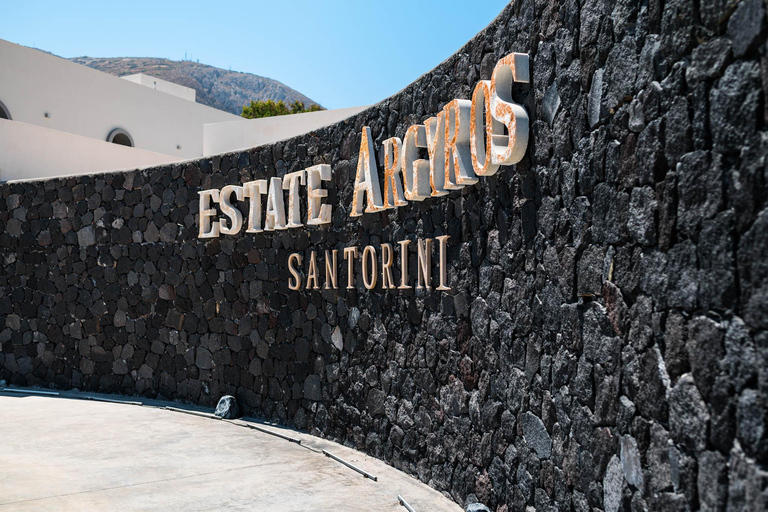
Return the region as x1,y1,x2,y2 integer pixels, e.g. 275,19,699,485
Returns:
0,390,461,512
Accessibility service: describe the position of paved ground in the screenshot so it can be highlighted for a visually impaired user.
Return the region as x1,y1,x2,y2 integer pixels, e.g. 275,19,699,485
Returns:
0,389,461,512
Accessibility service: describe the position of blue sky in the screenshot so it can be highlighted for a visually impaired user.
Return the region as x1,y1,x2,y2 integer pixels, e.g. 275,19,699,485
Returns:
3,1,510,110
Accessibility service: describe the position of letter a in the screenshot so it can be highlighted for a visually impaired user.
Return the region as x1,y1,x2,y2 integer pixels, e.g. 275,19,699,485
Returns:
350,126,384,217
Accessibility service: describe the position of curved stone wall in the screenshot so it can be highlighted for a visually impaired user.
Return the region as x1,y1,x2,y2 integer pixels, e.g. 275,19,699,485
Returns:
2,1,768,510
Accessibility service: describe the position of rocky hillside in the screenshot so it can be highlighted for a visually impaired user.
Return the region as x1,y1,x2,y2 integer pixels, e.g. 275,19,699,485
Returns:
70,56,321,115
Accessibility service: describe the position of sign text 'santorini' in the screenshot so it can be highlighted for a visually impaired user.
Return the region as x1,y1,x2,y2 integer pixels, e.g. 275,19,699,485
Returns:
197,52,529,238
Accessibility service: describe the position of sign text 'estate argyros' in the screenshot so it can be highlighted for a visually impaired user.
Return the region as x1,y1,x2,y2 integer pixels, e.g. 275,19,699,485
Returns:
196,52,531,291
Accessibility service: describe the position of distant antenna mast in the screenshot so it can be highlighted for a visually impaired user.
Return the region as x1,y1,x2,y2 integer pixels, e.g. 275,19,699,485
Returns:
185,49,187,61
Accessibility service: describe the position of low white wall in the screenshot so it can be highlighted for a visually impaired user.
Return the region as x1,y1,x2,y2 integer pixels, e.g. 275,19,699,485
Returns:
0,119,182,182
203,106,368,156
0,39,238,159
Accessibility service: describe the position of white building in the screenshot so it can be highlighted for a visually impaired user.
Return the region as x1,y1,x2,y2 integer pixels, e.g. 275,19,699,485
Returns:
0,38,367,182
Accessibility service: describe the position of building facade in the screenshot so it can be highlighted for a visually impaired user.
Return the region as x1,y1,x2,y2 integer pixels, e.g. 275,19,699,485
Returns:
0,39,366,181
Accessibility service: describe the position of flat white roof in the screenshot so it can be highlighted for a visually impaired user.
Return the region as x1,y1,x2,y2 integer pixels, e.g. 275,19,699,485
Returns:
121,73,197,102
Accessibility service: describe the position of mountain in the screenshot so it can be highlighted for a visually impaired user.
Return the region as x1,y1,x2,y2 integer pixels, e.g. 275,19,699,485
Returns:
69,56,321,115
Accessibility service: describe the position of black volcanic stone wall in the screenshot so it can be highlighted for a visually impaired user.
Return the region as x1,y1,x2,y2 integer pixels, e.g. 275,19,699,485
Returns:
2,1,768,510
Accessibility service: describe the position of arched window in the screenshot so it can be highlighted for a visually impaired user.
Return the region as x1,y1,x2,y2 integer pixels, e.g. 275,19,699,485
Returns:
0,100,11,120
107,128,134,147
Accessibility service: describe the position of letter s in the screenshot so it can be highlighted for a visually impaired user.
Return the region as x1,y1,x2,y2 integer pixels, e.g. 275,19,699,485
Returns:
288,253,302,291
489,53,530,166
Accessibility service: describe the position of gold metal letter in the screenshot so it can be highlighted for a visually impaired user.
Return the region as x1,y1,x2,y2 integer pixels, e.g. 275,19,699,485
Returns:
444,99,478,187
381,243,395,289
343,246,358,289
425,113,448,197
288,253,302,290
198,189,220,239
219,185,244,236
324,249,338,289
283,170,306,228
306,164,332,225
436,235,450,291
489,53,530,166
350,127,384,217
416,238,433,290
470,80,500,176
243,180,268,233
401,125,430,201
264,177,287,231
306,250,319,290
398,239,412,290
362,246,378,290
382,138,407,209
